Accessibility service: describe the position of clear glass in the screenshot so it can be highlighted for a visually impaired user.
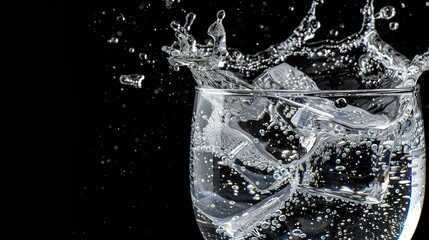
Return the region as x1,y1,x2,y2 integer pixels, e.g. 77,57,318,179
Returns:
190,87,425,240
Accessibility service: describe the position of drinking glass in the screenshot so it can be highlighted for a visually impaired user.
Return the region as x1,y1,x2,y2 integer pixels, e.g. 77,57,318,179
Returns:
190,86,425,240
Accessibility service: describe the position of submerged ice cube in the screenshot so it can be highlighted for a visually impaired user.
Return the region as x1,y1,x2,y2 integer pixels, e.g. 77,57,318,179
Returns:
226,64,395,203
295,133,395,203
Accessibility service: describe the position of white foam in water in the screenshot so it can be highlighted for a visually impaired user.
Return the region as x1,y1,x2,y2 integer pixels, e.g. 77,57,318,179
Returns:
161,0,428,239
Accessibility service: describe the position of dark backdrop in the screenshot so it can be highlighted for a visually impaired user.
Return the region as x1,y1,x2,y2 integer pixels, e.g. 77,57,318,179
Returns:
2,0,429,239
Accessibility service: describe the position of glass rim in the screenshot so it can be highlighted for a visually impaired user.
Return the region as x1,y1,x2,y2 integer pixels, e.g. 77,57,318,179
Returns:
196,85,420,96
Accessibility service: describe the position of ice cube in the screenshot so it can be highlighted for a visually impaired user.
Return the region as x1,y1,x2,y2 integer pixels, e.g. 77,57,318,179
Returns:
252,63,319,90
273,96,391,131
202,185,292,239
228,92,393,204
199,93,285,192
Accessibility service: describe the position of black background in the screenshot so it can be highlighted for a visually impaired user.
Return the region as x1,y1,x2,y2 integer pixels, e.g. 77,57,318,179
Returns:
2,0,429,239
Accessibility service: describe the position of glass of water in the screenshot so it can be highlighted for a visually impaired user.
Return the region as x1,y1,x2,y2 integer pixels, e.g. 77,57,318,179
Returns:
190,86,425,240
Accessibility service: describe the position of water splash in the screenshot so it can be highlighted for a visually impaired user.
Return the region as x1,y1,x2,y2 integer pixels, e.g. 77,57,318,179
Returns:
162,0,429,90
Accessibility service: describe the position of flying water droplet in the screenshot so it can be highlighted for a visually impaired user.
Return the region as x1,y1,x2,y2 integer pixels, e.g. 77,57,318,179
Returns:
329,29,339,36
207,10,228,60
164,0,173,9
107,37,119,44
139,53,148,60
184,12,196,31
217,10,226,20
375,6,396,20
119,74,145,88
116,13,125,21
389,22,399,31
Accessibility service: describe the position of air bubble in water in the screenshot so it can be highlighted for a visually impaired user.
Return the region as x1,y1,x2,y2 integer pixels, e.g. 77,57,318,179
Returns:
261,222,270,229
334,98,348,108
389,22,399,31
292,229,302,236
129,47,135,53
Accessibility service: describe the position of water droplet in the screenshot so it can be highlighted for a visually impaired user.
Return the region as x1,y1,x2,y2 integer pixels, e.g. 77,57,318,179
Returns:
116,13,125,21
375,6,396,20
119,74,145,88
389,22,399,30
107,37,119,44
164,0,173,9
217,10,226,20
184,12,196,31
139,53,148,60
170,21,181,30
